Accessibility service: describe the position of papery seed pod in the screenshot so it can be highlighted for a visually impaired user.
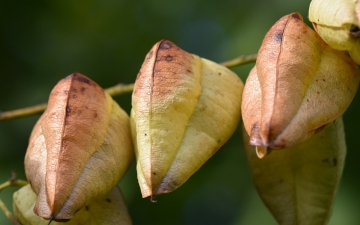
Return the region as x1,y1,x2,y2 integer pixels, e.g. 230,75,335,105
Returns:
309,0,360,64
13,184,132,225
242,13,360,157
25,73,133,221
243,118,346,224
131,40,243,198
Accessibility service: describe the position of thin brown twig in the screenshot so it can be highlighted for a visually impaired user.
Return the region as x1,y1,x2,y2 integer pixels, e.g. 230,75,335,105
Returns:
0,83,135,122
0,103,48,122
0,173,28,225
0,172,28,193
104,83,134,97
0,53,256,122
221,53,257,68
0,199,21,225
0,179,28,192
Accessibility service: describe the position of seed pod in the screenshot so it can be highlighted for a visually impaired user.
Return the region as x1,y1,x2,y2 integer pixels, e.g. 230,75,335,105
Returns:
13,184,132,225
131,40,243,198
241,13,360,157
309,0,360,64
25,73,133,221
243,118,346,224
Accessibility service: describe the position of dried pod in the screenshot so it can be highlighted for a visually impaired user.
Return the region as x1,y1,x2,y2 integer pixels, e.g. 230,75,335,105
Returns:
25,73,133,221
131,40,243,198
13,184,132,225
243,118,346,224
242,13,359,157
309,0,360,64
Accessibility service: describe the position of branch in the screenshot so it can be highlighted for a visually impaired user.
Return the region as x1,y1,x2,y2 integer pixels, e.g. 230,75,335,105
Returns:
0,83,134,122
0,199,21,225
0,172,28,225
0,180,28,192
0,53,257,122
220,53,257,68
0,103,47,123
0,171,28,193
104,83,134,97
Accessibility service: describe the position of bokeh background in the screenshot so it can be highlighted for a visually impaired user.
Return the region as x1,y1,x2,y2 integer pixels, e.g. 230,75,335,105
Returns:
1,0,360,224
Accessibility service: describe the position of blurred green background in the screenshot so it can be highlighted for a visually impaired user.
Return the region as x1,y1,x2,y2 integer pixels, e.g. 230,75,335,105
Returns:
1,0,360,224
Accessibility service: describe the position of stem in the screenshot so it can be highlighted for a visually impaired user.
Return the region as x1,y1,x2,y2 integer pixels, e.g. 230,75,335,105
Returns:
104,83,134,97
0,83,134,122
0,180,28,192
0,172,28,192
0,172,27,225
0,199,21,225
0,53,257,122
0,103,47,122
221,53,257,68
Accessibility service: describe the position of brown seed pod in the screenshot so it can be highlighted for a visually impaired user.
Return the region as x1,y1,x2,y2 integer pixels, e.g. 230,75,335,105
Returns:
242,12,360,157
25,73,133,221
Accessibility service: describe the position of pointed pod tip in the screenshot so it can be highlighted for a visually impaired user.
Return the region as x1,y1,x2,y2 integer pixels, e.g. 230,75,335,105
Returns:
48,216,54,225
256,146,269,159
249,123,267,147
159,39,174,49
290,12,303,21
150,195,157,203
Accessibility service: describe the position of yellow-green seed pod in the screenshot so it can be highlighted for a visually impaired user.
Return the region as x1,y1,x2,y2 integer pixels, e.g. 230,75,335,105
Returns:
309,0,360,64
243,118,346,224
131,40,244,198
13,184,132,225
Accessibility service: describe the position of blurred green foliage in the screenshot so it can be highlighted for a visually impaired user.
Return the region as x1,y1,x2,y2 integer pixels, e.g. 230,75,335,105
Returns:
1,0,360,224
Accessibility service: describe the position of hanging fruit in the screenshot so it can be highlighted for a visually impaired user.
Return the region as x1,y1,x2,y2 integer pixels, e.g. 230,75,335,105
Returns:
309,0,360,64
13,184,132,225
131,40,244,199
243,118,346,224
25,73,134,221
241,12,360,158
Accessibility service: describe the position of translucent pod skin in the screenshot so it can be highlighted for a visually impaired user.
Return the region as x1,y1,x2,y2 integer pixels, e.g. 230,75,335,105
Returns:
131,40,244,198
